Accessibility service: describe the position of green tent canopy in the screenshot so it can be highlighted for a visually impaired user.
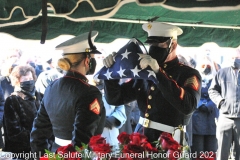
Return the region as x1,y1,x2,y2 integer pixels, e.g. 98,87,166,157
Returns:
0,1,240,47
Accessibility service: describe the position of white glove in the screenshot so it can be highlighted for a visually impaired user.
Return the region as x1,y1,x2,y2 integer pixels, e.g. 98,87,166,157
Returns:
139,54,159,73
103,52,117,68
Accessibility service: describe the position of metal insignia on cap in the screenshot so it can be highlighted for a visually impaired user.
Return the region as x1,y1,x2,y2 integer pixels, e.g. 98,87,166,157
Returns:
147,24,152,30
85,48,91,52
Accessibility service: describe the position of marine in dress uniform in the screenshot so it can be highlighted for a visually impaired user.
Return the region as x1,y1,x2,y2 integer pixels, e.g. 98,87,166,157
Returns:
103,22,201,144
30,31,106,156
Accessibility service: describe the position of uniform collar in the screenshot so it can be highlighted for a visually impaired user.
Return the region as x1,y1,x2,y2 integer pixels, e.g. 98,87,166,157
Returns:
160,57,179,70
65,70,89,83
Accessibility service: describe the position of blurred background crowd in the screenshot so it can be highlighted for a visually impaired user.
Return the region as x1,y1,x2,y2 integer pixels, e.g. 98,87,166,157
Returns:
0,33,239,159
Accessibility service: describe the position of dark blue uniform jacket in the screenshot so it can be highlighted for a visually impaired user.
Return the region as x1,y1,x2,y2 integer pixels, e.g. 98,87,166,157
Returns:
104,57,201,142
30,70,106,155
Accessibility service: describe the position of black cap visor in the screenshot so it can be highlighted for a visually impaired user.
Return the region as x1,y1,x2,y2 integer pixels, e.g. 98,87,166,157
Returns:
145,36,171,44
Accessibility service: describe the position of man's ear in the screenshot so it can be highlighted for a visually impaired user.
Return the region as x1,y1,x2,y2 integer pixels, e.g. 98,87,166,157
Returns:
84,57,90,66
169,41,177,53
171,41,177,50
169,41,177,54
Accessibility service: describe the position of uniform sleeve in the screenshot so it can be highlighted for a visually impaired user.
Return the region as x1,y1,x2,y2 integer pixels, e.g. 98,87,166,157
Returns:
4,97,29,142
155,69,202,115
104,79,137,105
30,100,53,156
208,72,224,108
72,87,106,147
111,105,127,129
0,86,5,123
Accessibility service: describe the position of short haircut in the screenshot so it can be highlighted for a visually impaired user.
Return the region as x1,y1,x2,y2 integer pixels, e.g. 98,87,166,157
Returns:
10,65,37,86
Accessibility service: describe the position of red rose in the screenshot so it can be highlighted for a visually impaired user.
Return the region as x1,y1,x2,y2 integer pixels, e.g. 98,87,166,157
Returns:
160,138,169,151
169,142,181,151
143,142,158,153
122,143,145,160
129,133,148,145
56,144,75,154
89,135,107,146
90,143,112,154
167,149,178,160
122,143,144,153
159,132,181,151
117,132,130,144
89,135,112,154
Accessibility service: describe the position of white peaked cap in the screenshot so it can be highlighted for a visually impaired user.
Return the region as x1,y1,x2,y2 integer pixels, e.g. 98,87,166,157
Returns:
55,31,98,54
142,22,183,39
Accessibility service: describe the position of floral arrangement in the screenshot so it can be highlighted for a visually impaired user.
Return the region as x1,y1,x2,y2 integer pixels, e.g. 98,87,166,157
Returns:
41,132,215,160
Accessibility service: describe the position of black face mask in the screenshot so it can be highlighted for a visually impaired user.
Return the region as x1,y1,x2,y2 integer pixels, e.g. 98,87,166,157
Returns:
20,80,36,98
202,67,211,75
87,58,97,75
149,46,170,65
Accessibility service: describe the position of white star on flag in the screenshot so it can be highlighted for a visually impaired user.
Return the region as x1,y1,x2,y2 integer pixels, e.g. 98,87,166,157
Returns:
121,49,131,60
94,38,159,85
117,66,126,77
147,70,157,78
104,69,113,80
131,66,141,77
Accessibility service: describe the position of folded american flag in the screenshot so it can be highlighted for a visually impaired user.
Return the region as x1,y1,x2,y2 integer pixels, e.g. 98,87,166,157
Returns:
94,38,158,84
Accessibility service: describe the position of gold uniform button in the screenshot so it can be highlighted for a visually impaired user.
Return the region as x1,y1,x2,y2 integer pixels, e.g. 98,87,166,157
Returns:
148,95,152,99
151,86,155,91
164,64,167,68
145,113,149,117
169,75,172,78
147,105,151,109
